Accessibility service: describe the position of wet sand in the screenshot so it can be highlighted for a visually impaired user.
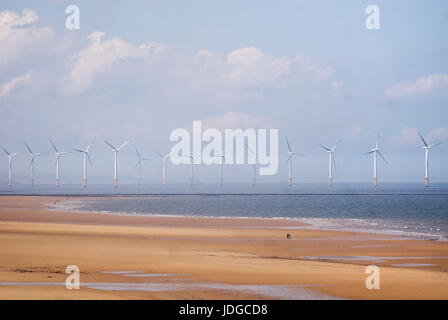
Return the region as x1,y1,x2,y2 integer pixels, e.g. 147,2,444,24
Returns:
0,195,447,299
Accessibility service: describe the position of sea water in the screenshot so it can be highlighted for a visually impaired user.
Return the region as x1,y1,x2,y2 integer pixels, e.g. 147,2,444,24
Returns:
2,182,447,241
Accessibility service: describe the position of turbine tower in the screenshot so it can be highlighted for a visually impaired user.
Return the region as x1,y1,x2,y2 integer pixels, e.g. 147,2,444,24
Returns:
50,140,69,187
104,140,129,188
73,138,95,187
365,133,387,187
157,152,170,185
285,136,304,186
25,142,44,187
182,154,195,185
135,146,151,185
321,140,341,186
213,149,226,186
245,143,257,186
1,146,18,187
418,132,442,187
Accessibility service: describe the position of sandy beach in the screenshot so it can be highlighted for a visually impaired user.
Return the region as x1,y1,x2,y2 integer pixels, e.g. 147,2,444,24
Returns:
0,195,447,300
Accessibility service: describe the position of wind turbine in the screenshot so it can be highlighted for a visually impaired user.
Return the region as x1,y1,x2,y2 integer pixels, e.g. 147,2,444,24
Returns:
213,149,226,186
418,132,442,187
135,146,151,185
285,137,304,186
50,140,70,187
365,133,387,187
73,138,95,187
25,142,45,187
245,143,257,186
1,146,18,187
182,153,195,185
104,139,129,188
157,152,170,185
321,140,341,186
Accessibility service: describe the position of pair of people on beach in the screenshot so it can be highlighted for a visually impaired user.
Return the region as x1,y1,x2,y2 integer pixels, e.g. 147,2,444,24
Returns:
286,233,291,239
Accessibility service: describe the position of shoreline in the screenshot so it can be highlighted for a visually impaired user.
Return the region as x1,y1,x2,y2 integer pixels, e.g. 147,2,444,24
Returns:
52,196,448,242
1,195,448,299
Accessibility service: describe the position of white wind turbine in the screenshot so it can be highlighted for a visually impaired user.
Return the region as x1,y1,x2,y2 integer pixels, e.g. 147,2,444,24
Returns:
245,143,257,186
418,132,442,187
365,133,387,187
321,140,341,186
1,146,18,187
213,149,226,186
50,140,70,187
73,138,95,187
25,142,45,187
104,139,129,188
135,146,151,185
285,137,304,186
182,153,196,186
157,152,170,185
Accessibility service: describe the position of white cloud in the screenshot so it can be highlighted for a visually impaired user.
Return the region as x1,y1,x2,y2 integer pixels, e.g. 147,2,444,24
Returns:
390,126,446,150
202,112,276,130
0,9,53,71
0,72,31,99
62,31,166,93
385,74,448,99
346,124,362,137
62,32,333,98
427,127,448,142
223,47,292,86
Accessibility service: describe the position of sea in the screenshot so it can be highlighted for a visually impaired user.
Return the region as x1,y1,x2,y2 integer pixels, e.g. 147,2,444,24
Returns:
1,182,447,241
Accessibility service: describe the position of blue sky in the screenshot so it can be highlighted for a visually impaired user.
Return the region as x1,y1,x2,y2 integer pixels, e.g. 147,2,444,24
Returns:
0,0,447,184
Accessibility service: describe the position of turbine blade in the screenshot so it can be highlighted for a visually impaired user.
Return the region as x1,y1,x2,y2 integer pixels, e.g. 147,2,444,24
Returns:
135,146,141,159
377,150,388,164
87,152,93,168
117,140,130,151
25,142,33,154
104,139,116,150
320,145,331,152
418,132,428,147
364,150,375,155
285,136,292,152
285,154,292,165
332,139,342,152
49,140,58,153
86,137,96,152
1,145,10,156
72,149,84,153
429,142,442,149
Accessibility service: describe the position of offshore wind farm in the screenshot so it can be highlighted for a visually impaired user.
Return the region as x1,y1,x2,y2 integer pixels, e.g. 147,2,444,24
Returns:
0,130,444,188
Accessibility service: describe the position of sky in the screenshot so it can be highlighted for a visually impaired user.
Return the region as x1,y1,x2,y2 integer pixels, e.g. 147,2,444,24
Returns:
0,0,447,185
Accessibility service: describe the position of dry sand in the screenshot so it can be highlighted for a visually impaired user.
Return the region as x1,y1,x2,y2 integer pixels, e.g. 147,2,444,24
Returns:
0,195,447,299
